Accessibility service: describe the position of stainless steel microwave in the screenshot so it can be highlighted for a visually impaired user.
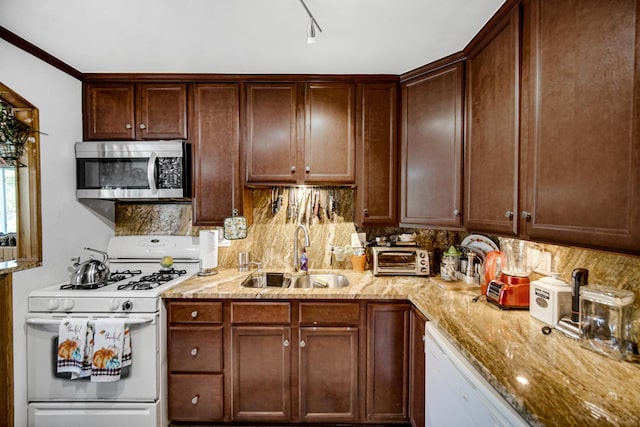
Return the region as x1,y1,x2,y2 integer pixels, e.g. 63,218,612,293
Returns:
75,140,191,200
371,246,430,276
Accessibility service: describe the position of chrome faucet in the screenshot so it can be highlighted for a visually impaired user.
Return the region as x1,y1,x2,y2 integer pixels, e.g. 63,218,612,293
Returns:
293,224,311,272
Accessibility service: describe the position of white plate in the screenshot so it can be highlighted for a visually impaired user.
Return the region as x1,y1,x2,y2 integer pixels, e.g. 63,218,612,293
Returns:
460,234,499,258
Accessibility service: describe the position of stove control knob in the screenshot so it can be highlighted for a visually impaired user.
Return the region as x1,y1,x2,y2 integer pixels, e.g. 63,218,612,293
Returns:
122,300,133,312
62,299,75,311
48,299,60,310
108,299,120,311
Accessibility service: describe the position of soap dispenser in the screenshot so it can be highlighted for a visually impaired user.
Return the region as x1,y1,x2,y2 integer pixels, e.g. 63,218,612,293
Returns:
300,248,308,272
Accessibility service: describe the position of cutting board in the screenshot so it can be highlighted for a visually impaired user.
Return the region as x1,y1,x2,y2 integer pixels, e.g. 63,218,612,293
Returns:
431,276,480,291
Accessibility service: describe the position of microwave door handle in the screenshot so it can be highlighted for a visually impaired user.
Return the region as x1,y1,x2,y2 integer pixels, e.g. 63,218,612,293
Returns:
147,152,158,195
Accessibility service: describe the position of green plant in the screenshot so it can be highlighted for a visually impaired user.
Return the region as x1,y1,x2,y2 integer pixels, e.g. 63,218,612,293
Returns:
0,98,32,165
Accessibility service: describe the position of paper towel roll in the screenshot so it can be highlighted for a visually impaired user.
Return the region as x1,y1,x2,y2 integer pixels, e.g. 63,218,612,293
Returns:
199,230,218,274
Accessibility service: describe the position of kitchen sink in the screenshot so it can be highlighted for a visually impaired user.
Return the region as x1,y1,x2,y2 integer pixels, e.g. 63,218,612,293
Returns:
241,272,291,288
292,273,350,289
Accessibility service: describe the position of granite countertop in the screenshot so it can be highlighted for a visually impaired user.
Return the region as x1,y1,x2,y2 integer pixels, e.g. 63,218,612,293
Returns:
163,268,640,427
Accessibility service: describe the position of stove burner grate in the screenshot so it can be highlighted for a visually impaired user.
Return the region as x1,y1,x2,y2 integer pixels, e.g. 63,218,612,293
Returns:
116,268,187,291
60,269,143,290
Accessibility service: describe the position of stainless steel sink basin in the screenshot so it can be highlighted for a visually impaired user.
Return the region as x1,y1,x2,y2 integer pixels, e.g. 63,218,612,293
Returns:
241,272,291,288
292,273,350,289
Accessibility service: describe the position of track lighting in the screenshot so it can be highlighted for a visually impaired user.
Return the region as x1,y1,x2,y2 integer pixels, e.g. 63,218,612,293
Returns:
307,20,316,44
299,0,322,44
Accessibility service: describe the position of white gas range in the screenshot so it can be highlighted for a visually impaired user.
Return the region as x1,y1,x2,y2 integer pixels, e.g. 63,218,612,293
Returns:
26,235,200,427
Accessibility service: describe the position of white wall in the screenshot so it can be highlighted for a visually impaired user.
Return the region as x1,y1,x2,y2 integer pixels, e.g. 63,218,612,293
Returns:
0,40,114,426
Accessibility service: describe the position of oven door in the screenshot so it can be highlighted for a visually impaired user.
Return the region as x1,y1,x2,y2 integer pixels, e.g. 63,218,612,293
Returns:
26,314,159,401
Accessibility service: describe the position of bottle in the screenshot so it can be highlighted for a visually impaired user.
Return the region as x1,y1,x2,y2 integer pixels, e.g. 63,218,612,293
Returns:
300,248,308,272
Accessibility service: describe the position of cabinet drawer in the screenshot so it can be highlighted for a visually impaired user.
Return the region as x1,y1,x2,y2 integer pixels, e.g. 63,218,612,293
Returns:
231,302,291,324
169,301,223,323
299,302,360,326
169,373,223,421
169,327,223,372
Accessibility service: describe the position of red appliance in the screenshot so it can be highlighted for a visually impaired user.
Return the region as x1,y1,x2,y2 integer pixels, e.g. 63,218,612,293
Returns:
484,239,540,310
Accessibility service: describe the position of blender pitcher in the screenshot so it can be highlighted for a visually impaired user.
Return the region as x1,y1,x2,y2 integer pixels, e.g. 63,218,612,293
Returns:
499,238,541,278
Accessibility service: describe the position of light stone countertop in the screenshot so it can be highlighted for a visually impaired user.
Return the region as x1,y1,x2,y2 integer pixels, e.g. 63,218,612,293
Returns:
163,268,640,427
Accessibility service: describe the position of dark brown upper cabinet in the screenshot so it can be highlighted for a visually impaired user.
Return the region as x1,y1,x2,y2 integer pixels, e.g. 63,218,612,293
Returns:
244,82,355,185
83,82,187,141
400,60,464,229
355,82,398,226
520,0,640,253
244,83,299,183
190,83,242,226
463,4,521,236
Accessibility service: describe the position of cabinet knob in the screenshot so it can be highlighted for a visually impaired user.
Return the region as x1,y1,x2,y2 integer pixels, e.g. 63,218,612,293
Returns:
363,209,369,217
504,210,514,220
191,347,199,356
283,339,290,347
290,166,296,173
520,211,532,221
191,394,200,405
125,123,132,130
305,166,310,173
453,209,460,217
191,310,198,318
139,123,146,130
299,340,306,348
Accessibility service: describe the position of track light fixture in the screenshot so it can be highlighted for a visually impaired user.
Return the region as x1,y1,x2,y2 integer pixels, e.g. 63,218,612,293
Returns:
299,0,322,44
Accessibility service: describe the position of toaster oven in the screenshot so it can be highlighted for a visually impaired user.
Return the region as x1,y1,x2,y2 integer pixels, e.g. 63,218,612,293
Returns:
371,246,430,276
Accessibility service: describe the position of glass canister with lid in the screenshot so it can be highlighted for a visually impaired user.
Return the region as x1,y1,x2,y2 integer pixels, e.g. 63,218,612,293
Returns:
579,285,635,361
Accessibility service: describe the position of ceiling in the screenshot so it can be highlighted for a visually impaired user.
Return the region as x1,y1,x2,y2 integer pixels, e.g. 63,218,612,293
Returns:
1,0,505,75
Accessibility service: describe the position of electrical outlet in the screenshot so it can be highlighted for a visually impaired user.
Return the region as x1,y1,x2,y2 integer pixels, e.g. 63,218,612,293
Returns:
533,250,552,274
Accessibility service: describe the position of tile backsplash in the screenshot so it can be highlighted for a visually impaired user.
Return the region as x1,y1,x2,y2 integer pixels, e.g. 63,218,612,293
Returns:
115,188,639,294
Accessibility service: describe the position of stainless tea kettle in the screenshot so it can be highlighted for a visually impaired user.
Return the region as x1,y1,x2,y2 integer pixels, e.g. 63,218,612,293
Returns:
70,247,110,287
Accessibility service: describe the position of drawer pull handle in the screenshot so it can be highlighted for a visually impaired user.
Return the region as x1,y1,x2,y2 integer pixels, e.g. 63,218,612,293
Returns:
191,310,198,318
192,394,199,405
504,210,514,220
125,123,132,130
191,347,199,356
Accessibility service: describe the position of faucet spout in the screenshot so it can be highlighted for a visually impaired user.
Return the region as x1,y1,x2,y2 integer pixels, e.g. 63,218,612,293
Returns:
293,224,311,272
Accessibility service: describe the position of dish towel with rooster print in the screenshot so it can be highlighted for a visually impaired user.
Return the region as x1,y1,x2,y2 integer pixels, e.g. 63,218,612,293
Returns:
91,318,129,382
56,318,88,377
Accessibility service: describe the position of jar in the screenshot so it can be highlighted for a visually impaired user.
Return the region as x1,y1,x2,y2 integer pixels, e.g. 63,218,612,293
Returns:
440,255,459,281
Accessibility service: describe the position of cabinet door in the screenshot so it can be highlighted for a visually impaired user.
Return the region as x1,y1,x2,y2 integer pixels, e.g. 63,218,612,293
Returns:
169,374,224,421
304,83,356,184
298,327,359,423
355,82,399,226
245,83,299,183
231,326,291,421
83,83,135,140
522,0,640,253
409,309,426,427
137,83,187,140
400,63,464,228
190,84,241,225
464,6,521,236
366,303,410,422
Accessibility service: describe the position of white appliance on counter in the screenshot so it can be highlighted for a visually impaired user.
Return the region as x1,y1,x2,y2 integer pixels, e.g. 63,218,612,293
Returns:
26,235,200,427
425,322,527,427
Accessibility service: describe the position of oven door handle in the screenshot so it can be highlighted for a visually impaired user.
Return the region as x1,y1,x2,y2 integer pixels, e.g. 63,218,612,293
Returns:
25,316,155,326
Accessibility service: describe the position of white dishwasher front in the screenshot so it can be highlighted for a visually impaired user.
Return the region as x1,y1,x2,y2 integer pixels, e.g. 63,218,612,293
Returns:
425,322,528,427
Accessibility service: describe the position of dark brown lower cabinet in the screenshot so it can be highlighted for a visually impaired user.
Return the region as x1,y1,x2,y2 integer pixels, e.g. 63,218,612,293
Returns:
298,327,359,422
167,299,415,425
231,325,292,421
409,308,427,427
366,302,411,423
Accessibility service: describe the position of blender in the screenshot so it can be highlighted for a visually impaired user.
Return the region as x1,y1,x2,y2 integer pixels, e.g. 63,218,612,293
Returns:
486,238,540,309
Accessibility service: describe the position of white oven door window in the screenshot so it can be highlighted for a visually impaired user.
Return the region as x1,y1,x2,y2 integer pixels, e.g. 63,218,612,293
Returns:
26,315,159,401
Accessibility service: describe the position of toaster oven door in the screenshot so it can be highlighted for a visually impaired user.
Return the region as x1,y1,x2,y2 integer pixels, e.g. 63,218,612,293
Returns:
375,251,418,274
